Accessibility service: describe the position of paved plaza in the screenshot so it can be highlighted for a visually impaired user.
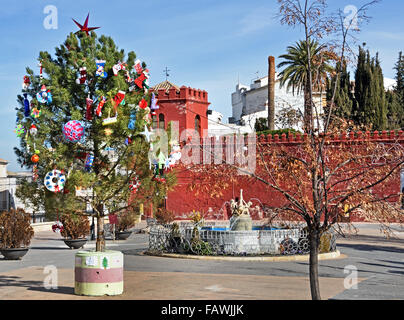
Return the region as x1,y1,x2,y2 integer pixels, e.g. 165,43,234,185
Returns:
0,222,404,300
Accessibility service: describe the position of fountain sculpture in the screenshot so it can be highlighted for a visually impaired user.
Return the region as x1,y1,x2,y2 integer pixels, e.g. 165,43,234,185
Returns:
229,189,253,231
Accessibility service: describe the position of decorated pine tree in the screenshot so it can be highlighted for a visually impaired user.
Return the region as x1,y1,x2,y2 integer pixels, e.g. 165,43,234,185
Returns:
14,27,176,252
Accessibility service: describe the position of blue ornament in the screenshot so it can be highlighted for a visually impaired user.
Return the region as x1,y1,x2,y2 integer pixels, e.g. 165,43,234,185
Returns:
128,111,137,130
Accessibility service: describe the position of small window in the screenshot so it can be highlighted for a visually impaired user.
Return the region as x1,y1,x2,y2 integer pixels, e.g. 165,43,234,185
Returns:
159,113,165,129
195,115,201,136
152,114,158,129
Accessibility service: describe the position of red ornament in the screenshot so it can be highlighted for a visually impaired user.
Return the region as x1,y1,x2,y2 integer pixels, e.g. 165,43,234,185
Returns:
139,98,148,109
31,154,39,163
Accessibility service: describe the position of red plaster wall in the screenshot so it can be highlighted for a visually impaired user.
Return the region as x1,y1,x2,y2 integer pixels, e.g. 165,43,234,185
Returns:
166,131,404,223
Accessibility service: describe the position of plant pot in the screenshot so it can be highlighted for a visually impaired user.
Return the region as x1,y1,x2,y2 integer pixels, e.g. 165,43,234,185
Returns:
115,231,132,240
64,238,88,249
0,247,29,260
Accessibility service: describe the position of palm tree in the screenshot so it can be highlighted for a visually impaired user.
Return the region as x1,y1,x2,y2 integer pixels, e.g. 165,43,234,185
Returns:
277,39,334,131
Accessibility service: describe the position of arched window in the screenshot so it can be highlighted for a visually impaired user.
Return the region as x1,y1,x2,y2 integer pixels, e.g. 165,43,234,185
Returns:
194,115,201,136
152,114,158,129
158,113,165,129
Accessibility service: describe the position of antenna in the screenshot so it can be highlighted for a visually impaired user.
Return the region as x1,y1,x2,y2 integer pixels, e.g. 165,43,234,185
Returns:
163,67,170,81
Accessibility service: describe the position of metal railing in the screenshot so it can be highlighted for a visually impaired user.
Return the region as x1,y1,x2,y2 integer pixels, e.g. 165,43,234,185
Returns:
148,223,336,256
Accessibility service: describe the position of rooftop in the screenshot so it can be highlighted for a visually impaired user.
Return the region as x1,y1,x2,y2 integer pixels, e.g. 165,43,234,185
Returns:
152,80,180,93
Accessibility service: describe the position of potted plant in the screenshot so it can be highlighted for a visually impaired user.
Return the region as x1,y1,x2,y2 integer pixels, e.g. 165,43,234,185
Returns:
115,209,139,240
59,212,90,249
0,208,34,260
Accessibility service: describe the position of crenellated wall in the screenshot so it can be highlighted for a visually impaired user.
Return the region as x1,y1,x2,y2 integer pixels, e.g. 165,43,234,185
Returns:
166,131,404,222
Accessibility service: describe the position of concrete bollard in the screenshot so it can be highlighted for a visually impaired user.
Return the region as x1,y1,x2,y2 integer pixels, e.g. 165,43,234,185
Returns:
74,250,123,296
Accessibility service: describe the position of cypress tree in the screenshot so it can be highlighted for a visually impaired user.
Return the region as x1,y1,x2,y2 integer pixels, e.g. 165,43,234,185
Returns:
326,60,353,120
353,47,387,130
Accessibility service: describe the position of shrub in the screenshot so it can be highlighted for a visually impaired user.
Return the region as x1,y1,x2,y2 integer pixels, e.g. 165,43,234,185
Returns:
155,208,175,224
0,208,34,249
59,212,90,239
116,209,139,232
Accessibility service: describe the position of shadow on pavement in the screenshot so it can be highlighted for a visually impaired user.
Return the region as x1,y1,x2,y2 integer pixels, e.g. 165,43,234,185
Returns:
337,234,404,245
337,243,404,254
0,275,74,295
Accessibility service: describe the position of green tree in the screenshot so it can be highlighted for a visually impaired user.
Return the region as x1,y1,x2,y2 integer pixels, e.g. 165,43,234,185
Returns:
14,31,175,251
394,51,404,107
353,47,387,130
277,39,334,131
326,61,354,120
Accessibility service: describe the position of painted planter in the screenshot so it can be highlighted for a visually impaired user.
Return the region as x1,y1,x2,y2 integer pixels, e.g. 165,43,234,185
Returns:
115,231,132,240
74,250,124,296
64,238,87,249
0,248,29,260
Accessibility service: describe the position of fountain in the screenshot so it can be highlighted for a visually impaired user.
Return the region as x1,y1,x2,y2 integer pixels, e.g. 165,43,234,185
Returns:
148,191,337,256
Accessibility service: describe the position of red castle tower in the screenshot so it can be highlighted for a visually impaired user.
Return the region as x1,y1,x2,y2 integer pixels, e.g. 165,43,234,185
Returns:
151,81,209,138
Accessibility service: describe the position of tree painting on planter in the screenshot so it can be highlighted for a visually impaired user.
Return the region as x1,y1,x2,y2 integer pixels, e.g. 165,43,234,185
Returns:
14,29,175,252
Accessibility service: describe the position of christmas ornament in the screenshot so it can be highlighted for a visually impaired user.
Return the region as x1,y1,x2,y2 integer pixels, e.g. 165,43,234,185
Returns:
22,76,30,90
139,98,148,110
134,73,146,89
29,124,38,136
85,153,94,172
112,90,126,109
125,137,132,145
95,96,106,117
128,111,136,130
52,221,64,233
23,93,30,117
129,175,141,193
38,61,43,79
72,13,100,36
32,165,38,181
76,67,87,84
63,120,85,142
44,169,66,193
31,154,39,163
112,61,126,76
36,85,52,104
150,93,159,115
140,125,151,142
85,97,93,120
14,124,25,137
102,111,118,126
95,60,107,78
104,128,113,136
30,107,42,118
133,59,143,74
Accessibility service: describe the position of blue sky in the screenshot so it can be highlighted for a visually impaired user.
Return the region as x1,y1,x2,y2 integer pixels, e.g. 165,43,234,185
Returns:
1,0,403,171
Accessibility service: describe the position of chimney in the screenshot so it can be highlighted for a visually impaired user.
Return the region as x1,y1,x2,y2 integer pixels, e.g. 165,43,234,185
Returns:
267,56,275,130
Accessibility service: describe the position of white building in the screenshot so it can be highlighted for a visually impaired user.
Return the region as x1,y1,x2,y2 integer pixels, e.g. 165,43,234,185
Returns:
0,158,44,222
207,109,253,137
230,74,326,131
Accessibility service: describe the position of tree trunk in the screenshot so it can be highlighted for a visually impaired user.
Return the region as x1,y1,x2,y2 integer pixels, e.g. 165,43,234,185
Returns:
309,228,321,300
304,80,312,132
96,205,106,252
267,56,276,130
